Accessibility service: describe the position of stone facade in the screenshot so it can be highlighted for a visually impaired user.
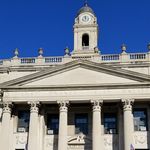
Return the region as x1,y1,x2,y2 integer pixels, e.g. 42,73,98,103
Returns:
0,2,150,150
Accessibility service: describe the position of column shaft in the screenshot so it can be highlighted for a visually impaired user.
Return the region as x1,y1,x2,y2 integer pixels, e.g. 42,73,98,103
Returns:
58,101,68,150
122,99,134,150
92,100,103,150
28,101,39,150
0,102,12,150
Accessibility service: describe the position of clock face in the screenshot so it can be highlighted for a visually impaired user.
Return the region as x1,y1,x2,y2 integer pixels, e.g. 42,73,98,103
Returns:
81,15,90,23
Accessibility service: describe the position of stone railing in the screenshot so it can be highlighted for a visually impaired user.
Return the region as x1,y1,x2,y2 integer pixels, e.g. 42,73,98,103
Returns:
101,54,120,61
0,52,149,67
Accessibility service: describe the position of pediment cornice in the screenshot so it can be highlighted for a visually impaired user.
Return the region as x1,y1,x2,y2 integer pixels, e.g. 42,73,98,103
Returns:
0,59,150,87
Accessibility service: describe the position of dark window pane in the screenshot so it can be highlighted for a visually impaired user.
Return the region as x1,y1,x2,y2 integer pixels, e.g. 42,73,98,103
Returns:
75,114,88,134
17,110,30,132
133,109,148,131
47,114,59,135
104,113,117,134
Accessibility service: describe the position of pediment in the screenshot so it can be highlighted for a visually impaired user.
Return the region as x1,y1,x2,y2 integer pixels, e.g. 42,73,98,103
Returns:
1,60,150,87
24,67,138,86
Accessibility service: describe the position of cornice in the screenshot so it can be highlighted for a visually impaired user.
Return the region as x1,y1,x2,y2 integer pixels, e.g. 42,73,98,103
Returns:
2,82,150,92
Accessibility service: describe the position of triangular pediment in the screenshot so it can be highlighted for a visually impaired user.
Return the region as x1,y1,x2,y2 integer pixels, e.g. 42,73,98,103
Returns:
1,60,150,87
23,67,138,86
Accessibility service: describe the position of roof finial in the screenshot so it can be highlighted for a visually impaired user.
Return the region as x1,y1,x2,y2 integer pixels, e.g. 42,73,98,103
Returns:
84,0,88,6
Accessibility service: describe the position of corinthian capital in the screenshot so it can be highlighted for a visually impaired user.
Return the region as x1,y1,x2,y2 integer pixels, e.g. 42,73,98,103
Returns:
122,98,134,111
2,102,13,113
57,101,69,112
91,100,103,112
28,101,40,113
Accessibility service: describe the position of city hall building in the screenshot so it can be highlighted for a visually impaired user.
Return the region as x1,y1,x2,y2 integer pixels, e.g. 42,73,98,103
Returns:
0,2,150,150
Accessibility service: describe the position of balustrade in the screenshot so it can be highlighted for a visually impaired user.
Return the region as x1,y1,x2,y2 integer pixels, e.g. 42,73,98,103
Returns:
0,52,149,67
45,57,63,63
101,54,120,61
21,58,35,64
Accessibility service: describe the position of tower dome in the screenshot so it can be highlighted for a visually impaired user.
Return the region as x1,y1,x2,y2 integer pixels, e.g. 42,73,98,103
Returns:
77,2,95,16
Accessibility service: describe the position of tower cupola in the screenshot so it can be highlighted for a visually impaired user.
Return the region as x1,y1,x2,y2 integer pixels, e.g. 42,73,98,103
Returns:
72,2,99,56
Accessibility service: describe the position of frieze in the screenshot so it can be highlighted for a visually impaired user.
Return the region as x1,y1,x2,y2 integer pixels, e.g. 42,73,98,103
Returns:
4,88,150,101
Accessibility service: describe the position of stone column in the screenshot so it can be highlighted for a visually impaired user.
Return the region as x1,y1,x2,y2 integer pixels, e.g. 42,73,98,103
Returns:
122,99,134,150
0,102,12,150
91,100,103,150
58,101,69,150
27,101,40,150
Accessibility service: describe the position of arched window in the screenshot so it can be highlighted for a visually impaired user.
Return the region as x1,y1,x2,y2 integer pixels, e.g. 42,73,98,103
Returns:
82,34,89,46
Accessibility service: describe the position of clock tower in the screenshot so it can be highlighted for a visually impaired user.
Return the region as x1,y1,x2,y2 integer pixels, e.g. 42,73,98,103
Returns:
72,2,99,56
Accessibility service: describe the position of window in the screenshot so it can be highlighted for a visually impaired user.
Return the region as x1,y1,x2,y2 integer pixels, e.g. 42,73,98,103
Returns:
47,114,59,135
82,34,89,46
17,110,30,132
133,109,148,131
75,114,88,134
104,113,117,134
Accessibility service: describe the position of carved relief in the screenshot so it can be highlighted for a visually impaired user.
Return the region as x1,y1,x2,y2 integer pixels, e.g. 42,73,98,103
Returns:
76,134,85,142
68,133,87,144
104,137,112,146
15,134,27,145
103,135,118,150
46,138,53,147
134,134,147,144
45,136,58,150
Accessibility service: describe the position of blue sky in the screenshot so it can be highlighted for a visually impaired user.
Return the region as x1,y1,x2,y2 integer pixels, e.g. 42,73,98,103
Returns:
0,0,150,59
